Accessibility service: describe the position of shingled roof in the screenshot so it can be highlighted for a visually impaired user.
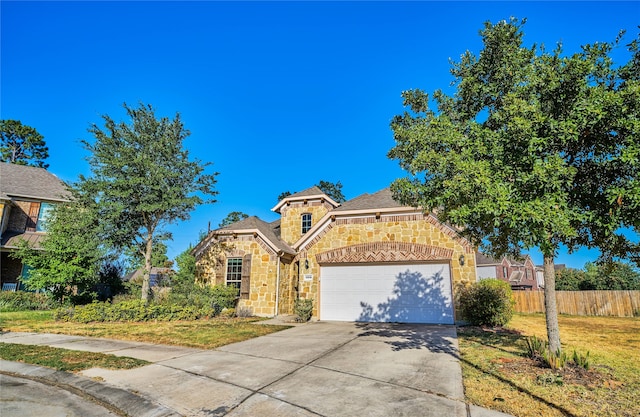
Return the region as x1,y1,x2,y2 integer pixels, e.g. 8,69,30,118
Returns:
217,216,296,255
332,188,404,212
0,163,69,201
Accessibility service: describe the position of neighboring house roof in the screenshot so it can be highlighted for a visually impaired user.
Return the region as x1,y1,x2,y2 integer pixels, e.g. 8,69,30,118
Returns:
207,216,296,255
271,186,340,213
475,251,501,266
0,231,45,250
332,188,404,212
124,267,174,283
0,163,70,201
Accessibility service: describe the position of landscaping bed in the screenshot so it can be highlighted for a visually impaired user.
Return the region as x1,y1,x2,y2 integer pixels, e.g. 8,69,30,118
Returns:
457,314,640,417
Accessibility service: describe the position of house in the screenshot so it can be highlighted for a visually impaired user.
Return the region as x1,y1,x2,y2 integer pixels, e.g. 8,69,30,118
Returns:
193,187,477,324
0,163,69,290
475,252,540,290
124,267,174,287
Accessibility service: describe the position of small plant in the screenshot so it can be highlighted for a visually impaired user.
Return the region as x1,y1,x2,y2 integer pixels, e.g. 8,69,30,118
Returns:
572,349,591,370
542,348,568,370
536,371,564,386
236,306,253,318
457,279,515,326
294,298,313,322
525,335,546,358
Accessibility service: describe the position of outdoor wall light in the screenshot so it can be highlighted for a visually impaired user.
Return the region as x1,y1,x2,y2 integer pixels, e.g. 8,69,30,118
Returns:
305,259,310,269
459,254,465,266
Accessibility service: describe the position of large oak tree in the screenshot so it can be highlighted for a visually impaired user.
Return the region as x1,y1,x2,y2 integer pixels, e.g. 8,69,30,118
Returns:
81,103,218,301
388,19,639,352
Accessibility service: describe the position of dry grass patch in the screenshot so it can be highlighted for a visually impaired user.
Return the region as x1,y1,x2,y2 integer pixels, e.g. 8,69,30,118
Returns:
0,310,291,349
458,314,640,417
0,343,149,372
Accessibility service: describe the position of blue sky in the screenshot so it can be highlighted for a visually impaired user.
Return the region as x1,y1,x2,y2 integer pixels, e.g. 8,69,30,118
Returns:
2,1,638,268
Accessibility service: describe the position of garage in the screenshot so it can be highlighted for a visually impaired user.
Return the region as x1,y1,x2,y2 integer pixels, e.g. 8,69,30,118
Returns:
319,263,454,324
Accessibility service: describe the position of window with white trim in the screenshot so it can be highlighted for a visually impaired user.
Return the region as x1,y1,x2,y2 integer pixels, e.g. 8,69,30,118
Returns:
226,258,242,292
301,213,312,234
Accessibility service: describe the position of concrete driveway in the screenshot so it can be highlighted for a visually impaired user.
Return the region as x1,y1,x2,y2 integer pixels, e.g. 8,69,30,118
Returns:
1,322,512,417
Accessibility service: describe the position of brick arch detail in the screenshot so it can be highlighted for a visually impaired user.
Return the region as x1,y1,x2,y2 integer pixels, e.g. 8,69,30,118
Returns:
315,242,454,264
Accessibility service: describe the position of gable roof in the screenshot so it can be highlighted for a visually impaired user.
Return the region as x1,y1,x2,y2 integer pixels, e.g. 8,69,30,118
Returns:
332,188,404,212
213,215,296,255
271,186,340,213
0,163,69,201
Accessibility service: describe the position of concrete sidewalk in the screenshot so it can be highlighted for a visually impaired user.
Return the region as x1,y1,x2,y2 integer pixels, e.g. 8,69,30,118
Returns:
1,323,514,417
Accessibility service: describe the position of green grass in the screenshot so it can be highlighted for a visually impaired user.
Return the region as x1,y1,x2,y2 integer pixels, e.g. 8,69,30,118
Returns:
0,342,149,372
457,313,640,417
0,310,291,349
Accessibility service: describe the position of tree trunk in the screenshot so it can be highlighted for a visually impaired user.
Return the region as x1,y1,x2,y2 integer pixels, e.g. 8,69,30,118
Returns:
543,254,561,353
140,238,153,302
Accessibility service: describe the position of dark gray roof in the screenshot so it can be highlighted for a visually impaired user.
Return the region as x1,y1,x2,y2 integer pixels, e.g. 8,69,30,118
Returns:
475,251,501,266
0,163,69,201
287,186,326,199
333,188,404,212
217,216,296,255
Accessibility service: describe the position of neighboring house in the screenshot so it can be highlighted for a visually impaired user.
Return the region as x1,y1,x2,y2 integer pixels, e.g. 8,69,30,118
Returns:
194,187,477,324
475,251,540,290
124,267,174,287
0,163,69,290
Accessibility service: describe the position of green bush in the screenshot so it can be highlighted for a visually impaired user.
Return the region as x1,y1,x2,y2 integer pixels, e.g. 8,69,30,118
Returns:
294,298,313,322
458,279,515,327
0,291,56,311
165,283,237,315
53,300,217,323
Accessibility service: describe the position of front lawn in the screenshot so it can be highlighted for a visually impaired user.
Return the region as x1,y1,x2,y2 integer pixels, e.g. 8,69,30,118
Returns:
458,313,640,417
0,310,291,349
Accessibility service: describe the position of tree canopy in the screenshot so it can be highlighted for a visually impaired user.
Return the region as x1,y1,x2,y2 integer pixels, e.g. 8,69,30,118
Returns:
219,211,249,227
13,193,104,303
556,262,640,290
0,120,49,168
388,18,639,352
80,102,218,301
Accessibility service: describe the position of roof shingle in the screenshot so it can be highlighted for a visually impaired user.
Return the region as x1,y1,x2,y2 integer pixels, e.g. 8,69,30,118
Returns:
0,163,69,201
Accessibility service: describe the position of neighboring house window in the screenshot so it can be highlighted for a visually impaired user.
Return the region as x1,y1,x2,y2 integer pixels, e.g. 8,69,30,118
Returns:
301,213,312,234
226,258,242,292
526,269,532,280
502,266,508,278
36,203,54,232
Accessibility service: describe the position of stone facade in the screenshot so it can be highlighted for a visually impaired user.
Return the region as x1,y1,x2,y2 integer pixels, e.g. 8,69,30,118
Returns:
279,199,333,245
194,187,478,320
293,213,476,317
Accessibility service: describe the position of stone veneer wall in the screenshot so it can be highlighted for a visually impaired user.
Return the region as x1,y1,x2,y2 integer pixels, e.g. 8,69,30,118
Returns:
279,200,333,245
293,213,477,318
195,234,285,317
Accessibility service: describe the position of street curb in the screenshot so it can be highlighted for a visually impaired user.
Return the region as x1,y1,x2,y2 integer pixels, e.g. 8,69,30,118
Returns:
0,360,180,417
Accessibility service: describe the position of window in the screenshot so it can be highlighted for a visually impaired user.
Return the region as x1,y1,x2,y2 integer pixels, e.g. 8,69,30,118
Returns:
226,258,242,292
502,266,508,278
526,269,532,280
36,203,54,232
301,213,312,234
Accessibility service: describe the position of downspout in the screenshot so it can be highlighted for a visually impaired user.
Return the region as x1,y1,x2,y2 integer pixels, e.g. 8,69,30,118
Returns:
274,251,282,317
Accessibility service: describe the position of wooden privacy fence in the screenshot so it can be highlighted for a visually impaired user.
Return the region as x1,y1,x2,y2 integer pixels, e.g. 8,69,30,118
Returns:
512,290,640,317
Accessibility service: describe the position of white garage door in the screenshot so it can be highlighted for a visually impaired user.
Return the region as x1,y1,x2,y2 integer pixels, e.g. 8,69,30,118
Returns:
320,263,453,324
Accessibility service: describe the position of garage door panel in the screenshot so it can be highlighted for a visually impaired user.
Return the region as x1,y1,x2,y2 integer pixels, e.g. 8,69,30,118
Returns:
320,264,453,324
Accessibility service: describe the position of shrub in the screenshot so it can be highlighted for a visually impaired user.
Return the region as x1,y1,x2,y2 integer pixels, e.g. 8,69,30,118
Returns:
53,300,217,323
0,291,56,311
458,279,515,327
236,306,253,318
294,298,313,322
524,336,591,370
